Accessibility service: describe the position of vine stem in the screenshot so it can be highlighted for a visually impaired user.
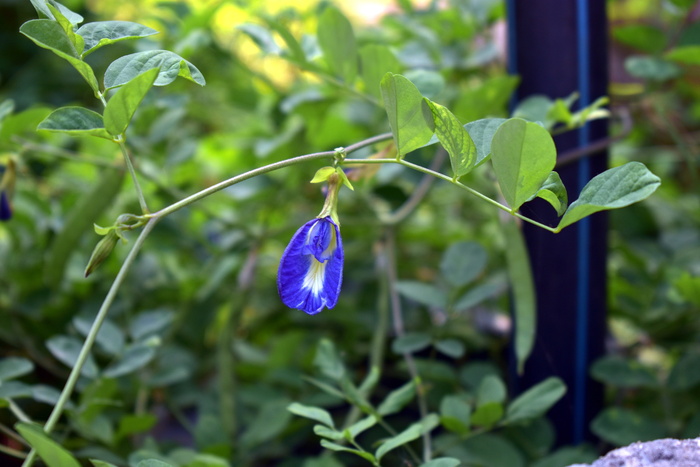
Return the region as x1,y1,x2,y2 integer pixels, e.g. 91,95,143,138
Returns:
20,133,392,467
21,218,159,467
343,157,560,233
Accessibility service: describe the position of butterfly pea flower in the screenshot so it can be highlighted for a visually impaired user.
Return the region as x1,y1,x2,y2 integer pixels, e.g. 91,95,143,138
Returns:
277,216,344,314
0,158,15,222
277,166,352,314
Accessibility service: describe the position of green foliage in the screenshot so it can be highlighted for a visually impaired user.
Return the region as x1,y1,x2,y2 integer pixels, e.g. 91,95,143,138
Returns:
0,0,673,466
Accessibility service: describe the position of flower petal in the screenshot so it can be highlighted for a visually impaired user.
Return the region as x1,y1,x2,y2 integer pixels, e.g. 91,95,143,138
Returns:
0,191,11,221
277,217,343,314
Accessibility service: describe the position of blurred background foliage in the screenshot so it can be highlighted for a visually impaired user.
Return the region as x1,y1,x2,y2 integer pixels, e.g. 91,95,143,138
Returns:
0,0,698,466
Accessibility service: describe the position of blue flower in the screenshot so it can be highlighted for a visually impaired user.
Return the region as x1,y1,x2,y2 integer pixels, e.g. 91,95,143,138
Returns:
0,190,10,222
277,216,343,314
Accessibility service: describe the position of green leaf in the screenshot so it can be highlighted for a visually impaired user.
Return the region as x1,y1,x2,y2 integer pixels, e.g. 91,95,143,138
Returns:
240,399,292,447
346,415,378,439
668,352,700,391
395,281,447,308
470,401,503,428
440,395,471,434
320,440,377,463
0,357,34,381
380,73,434,156
375,414,439,461
503,220,536,373
129,309,174,341
530,446,598,467
557,162,661,230
464,118,508,166
104,50,205,90
314,424,344,441
28,0,84,25
625,55,681,81
47,3,84,56
419,458,461,467
46,335,99,378
424,99,476,178
477,375,506,405
0,381,33,399
613,24,666,54
136,461,176,467
90,460,119,467
314,338,345,381
20,19,99,94
491,118,557,211
37,106,112,140
591,408,667,446
359,44,401,99
115,414,157,440
358,366,380,397
405,70,445,99
392,333,431,354
237,23,282,55
505,377,566,424
590,356,657,388
674,272,700,306
73,316,125,356
513,95,552,123
103,342,157,378
288,402,335,428
44,167,125,287
440,241,487,288
665,45,700,65
16,423,81,467
264,17,306,64
452,433,525,467
528,172,568,216
104,67,159,136
77,21,159,57
377,380,416,416
434,339,465,359
317,7,357,83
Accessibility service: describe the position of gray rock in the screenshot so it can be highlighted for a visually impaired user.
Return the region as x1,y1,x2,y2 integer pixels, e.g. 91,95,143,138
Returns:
567,438,700,467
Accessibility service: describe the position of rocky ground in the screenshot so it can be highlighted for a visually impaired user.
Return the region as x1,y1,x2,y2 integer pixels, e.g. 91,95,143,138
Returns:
568,438,700,467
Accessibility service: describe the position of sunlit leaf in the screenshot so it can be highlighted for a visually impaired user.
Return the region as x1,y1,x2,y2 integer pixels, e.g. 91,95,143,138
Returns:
359,44,401,99
288,402,335,428
38,106,112,140
104,50,205,90
77,21,159,57
380,73,434,156
424,99,476,179
104,68,159,136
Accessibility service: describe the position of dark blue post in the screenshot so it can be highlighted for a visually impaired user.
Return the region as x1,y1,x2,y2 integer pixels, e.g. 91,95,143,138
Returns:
506,0,608,445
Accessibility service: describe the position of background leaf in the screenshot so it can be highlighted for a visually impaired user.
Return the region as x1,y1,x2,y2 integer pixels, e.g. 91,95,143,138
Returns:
505,377,566,424
16,423,81,467
317,7,357,83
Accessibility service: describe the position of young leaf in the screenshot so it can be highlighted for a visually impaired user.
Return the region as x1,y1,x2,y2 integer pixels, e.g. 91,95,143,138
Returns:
503,220,536,374
375,414,439,461
37,106,112,140
528,171,568,216
439,395,471,434
104,68,159,136
320,440,377,463
0,357,34,381
470,401,503,428
287,402,335,428
424,99,476,179
317,7,357,83
314,424,344,440
505,377,566,424
104,50,205,90
16,422,81,467
77,21,159,58
346,415,378,439
491,118,557,211
359,44,401,99
377,380,416,416
20,19,99,93
380,73,434,156
557,162,661,230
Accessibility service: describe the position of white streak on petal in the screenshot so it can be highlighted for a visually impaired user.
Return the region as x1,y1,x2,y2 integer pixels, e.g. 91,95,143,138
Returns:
302,257,328,295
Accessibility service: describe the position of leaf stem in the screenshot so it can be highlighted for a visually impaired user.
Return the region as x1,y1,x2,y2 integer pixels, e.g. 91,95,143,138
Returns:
117,137,150,214
342,157,559,233
21,218,159,467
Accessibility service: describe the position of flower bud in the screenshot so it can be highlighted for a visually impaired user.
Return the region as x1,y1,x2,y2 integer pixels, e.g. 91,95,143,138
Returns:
84,230,120,277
